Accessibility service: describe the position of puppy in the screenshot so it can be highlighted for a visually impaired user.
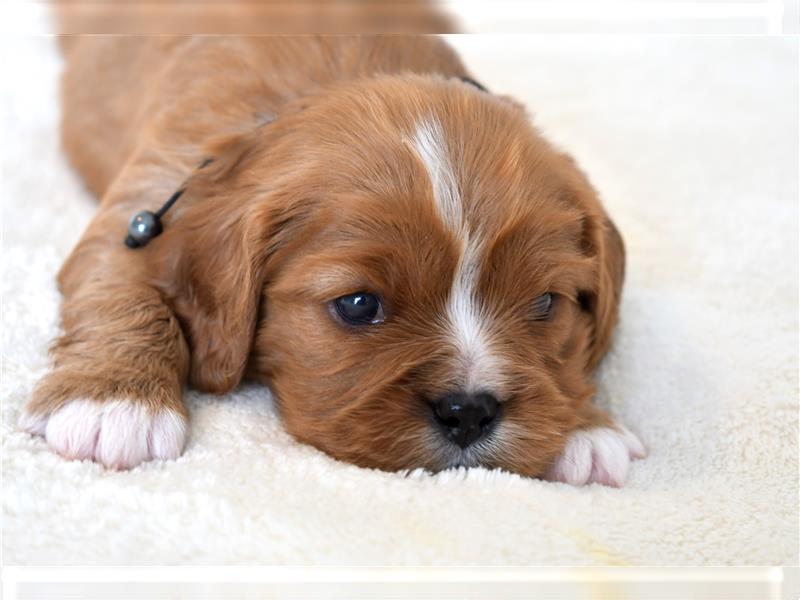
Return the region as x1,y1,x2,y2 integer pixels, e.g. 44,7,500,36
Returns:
19,36,645,486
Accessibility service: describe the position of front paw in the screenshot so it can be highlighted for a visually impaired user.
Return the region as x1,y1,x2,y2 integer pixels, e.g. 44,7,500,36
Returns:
545,425,646,487
19,398,187,470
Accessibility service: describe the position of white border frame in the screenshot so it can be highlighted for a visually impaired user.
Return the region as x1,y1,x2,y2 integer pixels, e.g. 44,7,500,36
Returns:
1,566,791,599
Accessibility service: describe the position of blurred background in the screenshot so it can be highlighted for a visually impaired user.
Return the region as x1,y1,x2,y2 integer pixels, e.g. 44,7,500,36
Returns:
3,0,799,34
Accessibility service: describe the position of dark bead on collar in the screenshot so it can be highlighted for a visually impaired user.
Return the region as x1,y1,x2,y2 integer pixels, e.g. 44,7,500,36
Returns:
125,210,162,248
123,187,185,248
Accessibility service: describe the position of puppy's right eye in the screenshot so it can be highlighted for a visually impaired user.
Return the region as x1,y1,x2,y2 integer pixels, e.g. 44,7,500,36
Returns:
332,292,385,326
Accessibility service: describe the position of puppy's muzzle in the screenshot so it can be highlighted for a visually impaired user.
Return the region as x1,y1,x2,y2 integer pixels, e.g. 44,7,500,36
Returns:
432,391,499,448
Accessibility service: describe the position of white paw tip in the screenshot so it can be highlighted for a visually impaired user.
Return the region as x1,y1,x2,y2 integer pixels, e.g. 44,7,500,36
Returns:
23,398,186,469
546,425,646,488
18,409,49,437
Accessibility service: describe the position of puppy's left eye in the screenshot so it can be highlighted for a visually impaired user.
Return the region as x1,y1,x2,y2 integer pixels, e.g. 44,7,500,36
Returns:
332,292,385,326
529,292,553,321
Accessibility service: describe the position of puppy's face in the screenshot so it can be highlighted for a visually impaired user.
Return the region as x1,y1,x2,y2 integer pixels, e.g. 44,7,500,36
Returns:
163,76,624,477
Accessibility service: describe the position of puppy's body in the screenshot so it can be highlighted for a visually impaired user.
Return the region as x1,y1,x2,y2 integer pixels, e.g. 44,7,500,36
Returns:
21,36,645,485
61,37,467,199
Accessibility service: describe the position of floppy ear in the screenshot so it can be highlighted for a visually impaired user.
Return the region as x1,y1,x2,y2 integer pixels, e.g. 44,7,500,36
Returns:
146,131,280,394
581,210,626,369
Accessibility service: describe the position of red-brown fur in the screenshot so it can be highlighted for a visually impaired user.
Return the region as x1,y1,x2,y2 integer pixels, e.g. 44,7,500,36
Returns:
53,0,458,35
23,35,628,478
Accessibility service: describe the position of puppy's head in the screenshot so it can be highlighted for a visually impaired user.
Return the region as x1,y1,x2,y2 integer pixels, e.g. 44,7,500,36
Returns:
154,75,624,476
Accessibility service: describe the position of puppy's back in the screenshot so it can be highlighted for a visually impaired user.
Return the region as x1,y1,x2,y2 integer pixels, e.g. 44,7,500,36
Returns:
60,37,187,198
60,36,469,200
53,0,458,36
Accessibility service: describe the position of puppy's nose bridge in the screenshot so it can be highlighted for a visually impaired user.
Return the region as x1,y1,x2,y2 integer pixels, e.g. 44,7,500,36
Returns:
432,390,499,448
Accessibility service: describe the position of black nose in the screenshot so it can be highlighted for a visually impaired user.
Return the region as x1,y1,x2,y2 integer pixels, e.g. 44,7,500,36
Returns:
432,391,499,448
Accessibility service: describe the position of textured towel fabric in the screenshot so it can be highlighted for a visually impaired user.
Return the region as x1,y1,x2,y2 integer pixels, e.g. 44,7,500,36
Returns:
2,34,797,565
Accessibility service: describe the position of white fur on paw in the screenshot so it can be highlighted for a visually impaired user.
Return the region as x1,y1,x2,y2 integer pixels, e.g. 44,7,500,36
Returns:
19,399,187,469
17,410,49,437
546,425,646,488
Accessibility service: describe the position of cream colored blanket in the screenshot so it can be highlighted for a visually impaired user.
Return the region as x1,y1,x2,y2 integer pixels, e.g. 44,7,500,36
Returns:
2,34,797,565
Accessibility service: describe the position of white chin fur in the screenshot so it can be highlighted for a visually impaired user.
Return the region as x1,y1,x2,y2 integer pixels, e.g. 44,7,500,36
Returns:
19,399,187,470
546,425,646,488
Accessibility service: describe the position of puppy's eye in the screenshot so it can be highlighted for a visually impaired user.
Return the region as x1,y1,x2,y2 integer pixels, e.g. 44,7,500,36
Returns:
529,292,553,321
333,292,385,326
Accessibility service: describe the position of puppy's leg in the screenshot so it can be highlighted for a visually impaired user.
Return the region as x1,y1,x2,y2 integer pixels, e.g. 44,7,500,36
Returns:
19,202,191,469
545,406,646,488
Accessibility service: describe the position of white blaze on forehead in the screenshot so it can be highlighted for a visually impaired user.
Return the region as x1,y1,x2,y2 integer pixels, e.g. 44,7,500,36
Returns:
449,238,505,392
409,118,504,393
410,119,463,232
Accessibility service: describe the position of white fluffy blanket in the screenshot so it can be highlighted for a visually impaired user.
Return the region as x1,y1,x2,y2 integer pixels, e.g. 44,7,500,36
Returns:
2,34,797,565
